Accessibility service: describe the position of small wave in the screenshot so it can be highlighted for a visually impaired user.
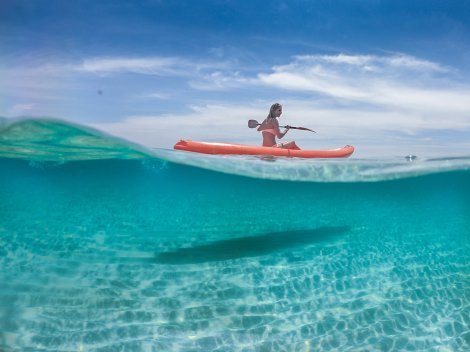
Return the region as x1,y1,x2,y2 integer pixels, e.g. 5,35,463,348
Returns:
0,117,153,161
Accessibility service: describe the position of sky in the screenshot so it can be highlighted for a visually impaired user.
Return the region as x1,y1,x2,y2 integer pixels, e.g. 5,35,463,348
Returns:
1,0,470,157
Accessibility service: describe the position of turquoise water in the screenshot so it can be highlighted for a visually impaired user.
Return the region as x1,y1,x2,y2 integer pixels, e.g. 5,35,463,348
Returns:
1,119,469,351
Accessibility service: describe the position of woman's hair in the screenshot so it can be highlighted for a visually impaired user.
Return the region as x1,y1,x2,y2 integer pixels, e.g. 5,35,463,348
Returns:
267,103,282,121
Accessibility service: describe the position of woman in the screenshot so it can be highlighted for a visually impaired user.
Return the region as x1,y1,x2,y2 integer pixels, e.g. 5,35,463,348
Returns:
257,103,300,149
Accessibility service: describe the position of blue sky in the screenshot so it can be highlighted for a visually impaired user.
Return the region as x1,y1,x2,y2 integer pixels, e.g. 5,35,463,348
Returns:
2,0,470,156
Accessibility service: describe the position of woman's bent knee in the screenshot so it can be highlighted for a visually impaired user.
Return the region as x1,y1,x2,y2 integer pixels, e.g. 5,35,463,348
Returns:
278,141,300,150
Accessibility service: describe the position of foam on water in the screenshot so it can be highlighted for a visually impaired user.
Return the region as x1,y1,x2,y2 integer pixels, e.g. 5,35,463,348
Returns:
1,118,469,351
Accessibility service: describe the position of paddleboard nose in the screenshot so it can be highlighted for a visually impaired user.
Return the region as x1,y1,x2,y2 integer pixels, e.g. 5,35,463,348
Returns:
174,140,189,151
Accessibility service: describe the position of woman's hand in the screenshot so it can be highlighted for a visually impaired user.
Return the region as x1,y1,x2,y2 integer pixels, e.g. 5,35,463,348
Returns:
281,126,290,137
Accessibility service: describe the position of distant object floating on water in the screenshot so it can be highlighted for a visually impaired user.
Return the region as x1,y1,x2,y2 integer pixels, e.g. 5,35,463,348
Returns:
405,155,417,162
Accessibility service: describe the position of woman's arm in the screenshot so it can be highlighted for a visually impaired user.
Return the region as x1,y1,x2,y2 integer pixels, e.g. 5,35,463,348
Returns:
274,120,290,139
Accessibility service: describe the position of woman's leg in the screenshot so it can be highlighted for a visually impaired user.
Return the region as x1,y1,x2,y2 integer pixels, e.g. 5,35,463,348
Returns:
278,141,300,150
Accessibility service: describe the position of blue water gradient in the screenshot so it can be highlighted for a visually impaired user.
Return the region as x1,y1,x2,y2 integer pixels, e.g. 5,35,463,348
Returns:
0,118,469,351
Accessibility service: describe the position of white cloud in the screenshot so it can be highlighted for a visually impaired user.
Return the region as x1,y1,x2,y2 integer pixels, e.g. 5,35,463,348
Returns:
136,92,171,100
304,53,449,72
188,71,256,90
385,55,449,72
7,104,34,116
77,56,231,77
255,53,470,118
75,56,253,90
188,54,461,115
78,57,187,76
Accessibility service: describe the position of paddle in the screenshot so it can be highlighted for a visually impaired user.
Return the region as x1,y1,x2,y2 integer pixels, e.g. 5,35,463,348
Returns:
248,119,316,133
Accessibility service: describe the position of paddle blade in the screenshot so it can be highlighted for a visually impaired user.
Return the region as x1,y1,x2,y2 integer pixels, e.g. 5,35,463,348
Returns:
296,127,316,133
248,119,260,128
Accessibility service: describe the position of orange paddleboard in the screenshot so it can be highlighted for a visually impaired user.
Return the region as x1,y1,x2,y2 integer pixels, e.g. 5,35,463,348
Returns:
174,140,354,158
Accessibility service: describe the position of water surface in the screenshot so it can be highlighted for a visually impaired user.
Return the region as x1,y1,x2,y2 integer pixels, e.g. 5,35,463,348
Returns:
1,118,469,351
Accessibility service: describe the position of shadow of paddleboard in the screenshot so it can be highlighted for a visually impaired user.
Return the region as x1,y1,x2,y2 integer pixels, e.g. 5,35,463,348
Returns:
156,226,350,264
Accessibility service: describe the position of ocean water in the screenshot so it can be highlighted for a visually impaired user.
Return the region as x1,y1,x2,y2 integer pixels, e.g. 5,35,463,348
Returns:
0,118,469,351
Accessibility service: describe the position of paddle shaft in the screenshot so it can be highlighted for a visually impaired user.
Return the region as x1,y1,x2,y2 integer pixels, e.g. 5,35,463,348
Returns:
248,119,316,133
